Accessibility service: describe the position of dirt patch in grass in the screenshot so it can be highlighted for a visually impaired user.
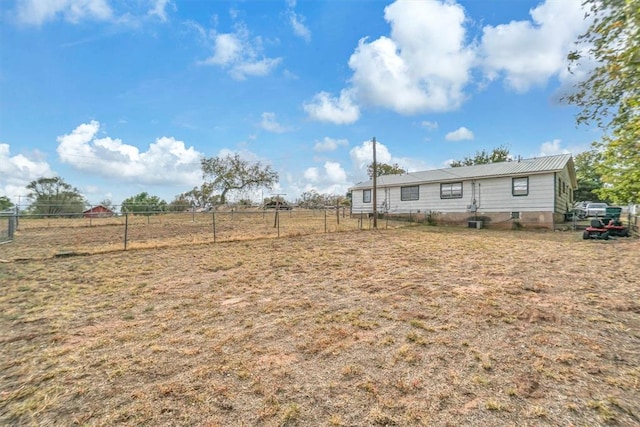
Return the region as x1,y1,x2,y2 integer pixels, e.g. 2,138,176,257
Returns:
1,226,639,426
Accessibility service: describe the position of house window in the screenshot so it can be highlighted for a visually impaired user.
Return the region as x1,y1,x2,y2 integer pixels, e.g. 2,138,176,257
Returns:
363,189,371,203
513,177,529,196
440,182,462,199
401,185,419,201
511,211,520,219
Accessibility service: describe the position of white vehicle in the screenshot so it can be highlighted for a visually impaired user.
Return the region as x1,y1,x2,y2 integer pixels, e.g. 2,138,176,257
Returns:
573,201,591,219
585,202,608,217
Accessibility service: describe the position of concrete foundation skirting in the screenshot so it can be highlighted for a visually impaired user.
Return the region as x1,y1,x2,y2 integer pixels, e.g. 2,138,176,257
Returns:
371,211,557,230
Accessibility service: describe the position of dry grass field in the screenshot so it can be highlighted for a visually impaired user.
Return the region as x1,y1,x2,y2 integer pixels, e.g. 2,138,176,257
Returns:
6,210,398,259
1,224,639,426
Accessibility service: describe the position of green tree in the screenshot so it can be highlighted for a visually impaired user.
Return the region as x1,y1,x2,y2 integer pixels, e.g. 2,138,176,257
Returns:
121,192,167,215
201,154,278,205
449,145,511,167
295,190,340,209
573,150,606,202
567,0,639,203
595,115,640,203
179,183,220,209
566,0,639,129
263,195,288,206
0,196,14,211
168,194,192,212
343,191,352,207
367,162,407,179
26,177,86,216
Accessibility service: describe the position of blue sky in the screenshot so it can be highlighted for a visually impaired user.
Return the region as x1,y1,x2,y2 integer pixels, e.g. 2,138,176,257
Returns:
1,0,599,206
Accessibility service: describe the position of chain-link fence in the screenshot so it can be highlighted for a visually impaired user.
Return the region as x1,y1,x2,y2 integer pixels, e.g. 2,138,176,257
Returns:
2,208,415,259
0,210,17,244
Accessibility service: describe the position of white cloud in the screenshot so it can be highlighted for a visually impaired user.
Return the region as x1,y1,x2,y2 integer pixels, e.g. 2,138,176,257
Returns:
56,120,202,186
201,23,282,80
304,0,591,122
205,33,243,66
347,0,474,115
16,0,113,25
445,126,474,141
148,0,172,22
479,0,589,92
538,139,571,157
313,137,348,152
289,141,435,199
230,58,282,79
292,162,350,197
0,143,55,203
349,140,393,172
289,11,311,42
304,167,319,182
349,139,432,181
303,89,360,124
324,161,347,183
260,112,290,133
421,120,438,130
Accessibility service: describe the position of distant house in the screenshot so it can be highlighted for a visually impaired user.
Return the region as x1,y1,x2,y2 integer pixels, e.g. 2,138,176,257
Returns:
349,154,577,229
83,205,114,218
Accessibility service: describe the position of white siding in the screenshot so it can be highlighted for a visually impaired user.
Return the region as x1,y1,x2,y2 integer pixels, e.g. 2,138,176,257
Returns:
352,172,557,214
554,165,575,213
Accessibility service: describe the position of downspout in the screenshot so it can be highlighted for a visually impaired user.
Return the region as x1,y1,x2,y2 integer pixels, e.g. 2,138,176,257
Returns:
478,183,481,221
553,172,557,229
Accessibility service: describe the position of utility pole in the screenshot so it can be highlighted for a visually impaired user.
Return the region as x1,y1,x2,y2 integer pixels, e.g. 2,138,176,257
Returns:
372,137,377,229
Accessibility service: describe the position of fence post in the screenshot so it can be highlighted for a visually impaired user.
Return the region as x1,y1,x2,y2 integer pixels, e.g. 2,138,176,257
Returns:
212,212,216,242
124,213,129,250
277,211,280,238
324,209,327,233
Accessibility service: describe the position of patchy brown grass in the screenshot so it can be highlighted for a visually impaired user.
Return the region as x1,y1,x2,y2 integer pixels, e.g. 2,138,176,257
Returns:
1,226,639,426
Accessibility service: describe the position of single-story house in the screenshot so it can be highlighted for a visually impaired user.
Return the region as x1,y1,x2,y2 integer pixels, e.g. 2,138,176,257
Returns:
83,205,114,218
349,154,577,229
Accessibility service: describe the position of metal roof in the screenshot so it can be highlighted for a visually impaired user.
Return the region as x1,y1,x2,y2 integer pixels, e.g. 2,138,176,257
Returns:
350,154,575,190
